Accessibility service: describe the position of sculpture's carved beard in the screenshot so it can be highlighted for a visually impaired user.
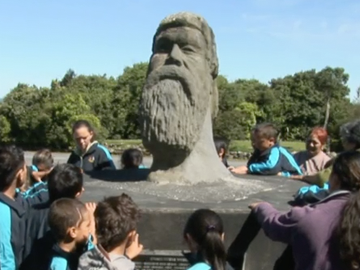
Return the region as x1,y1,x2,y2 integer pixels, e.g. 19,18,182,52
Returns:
140,78,208,153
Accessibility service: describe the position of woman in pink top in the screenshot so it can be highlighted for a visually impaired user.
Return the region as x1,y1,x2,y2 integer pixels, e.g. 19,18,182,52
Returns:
294,127,330,175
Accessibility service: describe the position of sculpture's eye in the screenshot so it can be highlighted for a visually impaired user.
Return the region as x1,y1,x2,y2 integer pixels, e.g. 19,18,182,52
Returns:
181,46,195,53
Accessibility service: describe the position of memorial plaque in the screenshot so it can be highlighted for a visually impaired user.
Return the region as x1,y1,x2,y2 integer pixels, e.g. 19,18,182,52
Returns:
133,250,190,270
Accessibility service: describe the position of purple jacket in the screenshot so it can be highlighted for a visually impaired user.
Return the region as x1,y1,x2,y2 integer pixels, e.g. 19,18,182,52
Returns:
253,190,351,270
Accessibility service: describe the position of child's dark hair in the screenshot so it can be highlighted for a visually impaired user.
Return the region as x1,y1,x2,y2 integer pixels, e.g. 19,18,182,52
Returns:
32,149,54,169
48,198,87,241
340,120,360,149
334,151,360,269
214,137,228,159
121,148,143,169
47,164,83,202
252,123,279,142
184,209,226,270
0,145,25,191
95,194,140,252
72,120,96,139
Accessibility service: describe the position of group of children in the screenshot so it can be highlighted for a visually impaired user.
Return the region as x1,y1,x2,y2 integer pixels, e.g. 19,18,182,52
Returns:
0,144,232,270
4,120,360,270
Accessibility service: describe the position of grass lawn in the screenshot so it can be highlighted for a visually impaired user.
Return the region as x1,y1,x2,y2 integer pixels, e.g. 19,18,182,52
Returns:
106,139,305,153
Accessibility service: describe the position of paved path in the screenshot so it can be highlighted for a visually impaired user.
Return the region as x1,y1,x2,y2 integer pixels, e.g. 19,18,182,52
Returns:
24,152,246,168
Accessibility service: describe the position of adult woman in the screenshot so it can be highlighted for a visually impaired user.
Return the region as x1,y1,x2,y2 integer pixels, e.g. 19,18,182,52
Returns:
67,120,115,172
251,150,360,270
292,120,360,187
293,127,330,175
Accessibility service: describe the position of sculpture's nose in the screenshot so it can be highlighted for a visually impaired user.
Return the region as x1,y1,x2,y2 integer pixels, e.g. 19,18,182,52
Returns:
166,43,182,66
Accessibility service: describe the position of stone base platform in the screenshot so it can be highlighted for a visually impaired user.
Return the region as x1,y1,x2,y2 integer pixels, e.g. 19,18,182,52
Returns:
82,171,305,270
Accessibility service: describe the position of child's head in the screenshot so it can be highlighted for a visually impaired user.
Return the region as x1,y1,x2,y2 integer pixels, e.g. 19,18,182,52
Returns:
32,149,54,171
48,198,91,249
329,151,360,193
121,149,143,169
95,194,140,252
47,164,84,203
251,123,278,152
214,137,228,159
332,151,360,269
340,120,360,151
183,209,226,270
72,120,96,152
0,145,27,192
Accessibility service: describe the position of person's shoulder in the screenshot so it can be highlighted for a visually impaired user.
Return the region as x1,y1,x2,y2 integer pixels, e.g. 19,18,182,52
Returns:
94,143,112,156
187,262,211,270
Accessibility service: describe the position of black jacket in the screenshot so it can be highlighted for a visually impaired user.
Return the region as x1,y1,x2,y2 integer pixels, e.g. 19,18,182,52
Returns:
67,142,115,172
0,182,48,270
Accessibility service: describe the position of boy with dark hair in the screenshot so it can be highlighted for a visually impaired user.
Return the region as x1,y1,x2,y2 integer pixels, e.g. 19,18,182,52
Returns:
25,164,84,246
22,149,54,191
21,198,96,270
230,123,302,176
78,194,143,270
0,145,48,269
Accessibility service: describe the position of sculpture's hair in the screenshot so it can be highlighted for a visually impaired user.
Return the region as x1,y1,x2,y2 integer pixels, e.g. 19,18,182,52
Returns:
154,12,219,118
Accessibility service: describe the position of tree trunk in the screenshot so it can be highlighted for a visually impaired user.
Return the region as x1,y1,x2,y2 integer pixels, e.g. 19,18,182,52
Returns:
324,97,331,154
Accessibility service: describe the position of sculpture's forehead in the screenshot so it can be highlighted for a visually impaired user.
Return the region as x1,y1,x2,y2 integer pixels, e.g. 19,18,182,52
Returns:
155,26,207,48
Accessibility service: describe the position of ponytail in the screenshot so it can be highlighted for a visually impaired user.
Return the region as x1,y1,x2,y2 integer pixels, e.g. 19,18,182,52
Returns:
184,209,227,270
338,192,360,269
201,229,226,270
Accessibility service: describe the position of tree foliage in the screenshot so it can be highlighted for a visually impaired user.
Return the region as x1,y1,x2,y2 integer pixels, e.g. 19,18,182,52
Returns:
0,64,355,149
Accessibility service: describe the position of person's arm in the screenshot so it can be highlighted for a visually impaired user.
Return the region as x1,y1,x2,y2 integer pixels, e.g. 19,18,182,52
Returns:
248,147,282,175
96,145,116,170
252,202,310,243
20,182,49,206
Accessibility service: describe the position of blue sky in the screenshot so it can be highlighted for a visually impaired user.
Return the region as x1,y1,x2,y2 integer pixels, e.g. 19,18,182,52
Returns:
0,0,359,98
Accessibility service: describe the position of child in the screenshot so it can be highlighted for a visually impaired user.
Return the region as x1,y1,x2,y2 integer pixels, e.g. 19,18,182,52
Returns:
25,163,85,246
230,123,302,176
182,209,232,270
21,198,96,270
214,137,230,168
121,148,146,169
23,149,54,190
78,194,143,270
0,145,48,270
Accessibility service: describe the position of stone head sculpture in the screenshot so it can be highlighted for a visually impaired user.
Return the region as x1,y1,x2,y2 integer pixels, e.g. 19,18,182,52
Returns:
139,12,233,183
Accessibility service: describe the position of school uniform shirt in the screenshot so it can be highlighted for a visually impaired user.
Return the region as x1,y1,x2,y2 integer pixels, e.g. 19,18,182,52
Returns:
0,182,48,270
183,252,234,270
253,191,351,270
247,145,302,176
20,231,94,270
67,141,116,172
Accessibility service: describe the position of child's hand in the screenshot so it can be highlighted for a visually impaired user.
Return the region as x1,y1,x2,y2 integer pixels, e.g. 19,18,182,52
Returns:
85,202,97,214
126,233,143,259
248,201,265,210
290,175,303,180
230,166,248,175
